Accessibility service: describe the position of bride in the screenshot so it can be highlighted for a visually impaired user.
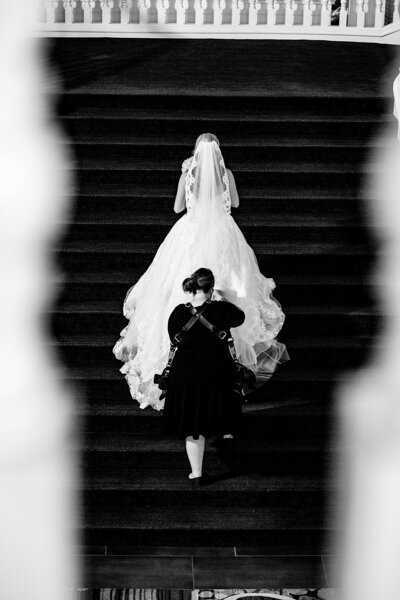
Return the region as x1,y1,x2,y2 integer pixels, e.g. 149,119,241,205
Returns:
113,133,288,410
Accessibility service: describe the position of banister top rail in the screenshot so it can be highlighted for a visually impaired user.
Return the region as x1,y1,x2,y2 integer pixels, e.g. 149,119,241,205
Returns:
33,0,400,43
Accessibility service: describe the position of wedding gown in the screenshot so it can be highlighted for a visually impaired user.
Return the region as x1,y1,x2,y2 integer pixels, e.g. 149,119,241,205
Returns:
113,140,288,410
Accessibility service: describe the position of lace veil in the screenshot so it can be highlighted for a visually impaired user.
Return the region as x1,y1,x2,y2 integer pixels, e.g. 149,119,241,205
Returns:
185,136,231,225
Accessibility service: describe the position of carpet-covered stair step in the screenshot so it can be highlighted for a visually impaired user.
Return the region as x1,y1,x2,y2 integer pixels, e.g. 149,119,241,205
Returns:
76,399,333,437
51,304,379,337
61,223,373,249
59,92,389,117
54,280,376,308
81,441,329,474
54,336,375,370
73,170,365,194
72,379,338,408
68,143,376,167
67,196,371,222
57,239,375,257
62,117,383,144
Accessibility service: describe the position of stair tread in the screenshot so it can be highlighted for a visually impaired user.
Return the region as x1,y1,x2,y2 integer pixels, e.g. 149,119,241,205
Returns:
64,187,359,199
81,505,329,530
65,214,365,227
80,471,333,493
65,136,384,148
70,159,379,174
58,240,371,255
62,109,391,122
53,332,376,348
81,433,327,453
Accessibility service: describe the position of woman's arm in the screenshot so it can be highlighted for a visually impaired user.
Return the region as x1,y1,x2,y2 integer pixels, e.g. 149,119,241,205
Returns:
227,169,240,208
173,173,186,213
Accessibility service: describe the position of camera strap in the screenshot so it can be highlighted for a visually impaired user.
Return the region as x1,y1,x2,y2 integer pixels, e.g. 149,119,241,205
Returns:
165,301,211,371
185,303,239,365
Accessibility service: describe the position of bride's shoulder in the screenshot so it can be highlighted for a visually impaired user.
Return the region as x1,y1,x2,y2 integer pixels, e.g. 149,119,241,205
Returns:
181,156,193,173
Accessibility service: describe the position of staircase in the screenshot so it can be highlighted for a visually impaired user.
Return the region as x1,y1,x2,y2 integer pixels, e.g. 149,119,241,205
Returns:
49,38,395,551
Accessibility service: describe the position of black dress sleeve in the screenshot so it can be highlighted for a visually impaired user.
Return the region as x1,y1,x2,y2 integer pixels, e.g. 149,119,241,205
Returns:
168,305,184,340
222,301,245,328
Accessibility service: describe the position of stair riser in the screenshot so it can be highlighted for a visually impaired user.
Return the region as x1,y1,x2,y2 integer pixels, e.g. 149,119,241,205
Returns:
82,489,329,509
82,415,330,437
56,253,375,281
54,282,376,307
75,170,364,190
57,344,372,370
51,312,379,337
63,223,373,247
60,93,388,115
64,119,381,142
69,196,369,219
76,380,337,406
80,527,328,548
71,144,371,166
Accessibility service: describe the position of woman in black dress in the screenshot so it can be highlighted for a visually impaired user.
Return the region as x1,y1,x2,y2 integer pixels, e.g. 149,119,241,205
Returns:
162,268,245,484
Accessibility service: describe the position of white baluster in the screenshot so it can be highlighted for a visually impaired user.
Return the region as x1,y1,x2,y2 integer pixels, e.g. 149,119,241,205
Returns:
356,0,366,27
232,0,244,25
393,0,400,22
176,0,188,24
248,0,261,25
45,0,58,23
267,0,280,25
82,0,95,23
374,0,384,25
158,0,169,23
303,0,316,25
139,0,151,24
321,0,332,25
285,0,298,25
214,0,226,25
101,0,112,23
63,0,77,22
194,0,207,25
120,0,130,22
339,0,348,26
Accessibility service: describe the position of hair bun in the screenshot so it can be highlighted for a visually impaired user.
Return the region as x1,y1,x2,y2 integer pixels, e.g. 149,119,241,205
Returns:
182,268,215,295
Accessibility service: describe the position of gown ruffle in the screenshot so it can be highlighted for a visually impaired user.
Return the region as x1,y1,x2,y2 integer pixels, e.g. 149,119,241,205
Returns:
113,207,288,411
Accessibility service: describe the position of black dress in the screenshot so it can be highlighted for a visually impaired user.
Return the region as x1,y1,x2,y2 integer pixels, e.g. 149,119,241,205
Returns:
162,300,245,439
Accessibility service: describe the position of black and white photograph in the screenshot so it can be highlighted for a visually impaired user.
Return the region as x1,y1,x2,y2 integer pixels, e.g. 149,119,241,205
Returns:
1,2,400,599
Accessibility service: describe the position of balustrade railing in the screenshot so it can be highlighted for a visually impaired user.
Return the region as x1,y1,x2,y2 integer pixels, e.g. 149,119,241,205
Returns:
33,0,400,39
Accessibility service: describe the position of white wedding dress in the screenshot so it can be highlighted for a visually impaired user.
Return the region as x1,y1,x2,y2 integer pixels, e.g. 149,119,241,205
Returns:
113,140,288,410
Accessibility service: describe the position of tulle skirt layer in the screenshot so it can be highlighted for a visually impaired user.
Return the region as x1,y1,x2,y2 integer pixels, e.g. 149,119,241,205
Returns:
113,212,288,410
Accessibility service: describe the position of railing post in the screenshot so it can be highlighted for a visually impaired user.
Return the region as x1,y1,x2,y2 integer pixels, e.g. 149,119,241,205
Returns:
139,0,151,24
194,0,207,25
321,0,332,25
63,0,76,23
45,0,58,23
214,0,226,25
374,0,384,26
101,0,112,23
267,0,279,24
356,0,367,27
248,0,261,25
339,0,348,26
303,0,316,25
232,0,244,25
120,0,131,23
176,0,188,24
158,0,169,24
82,0,95,23
393,0,400,22
285,0,298,25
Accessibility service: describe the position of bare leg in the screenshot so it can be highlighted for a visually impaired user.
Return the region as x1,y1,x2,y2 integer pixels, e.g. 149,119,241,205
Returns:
185,435,205,478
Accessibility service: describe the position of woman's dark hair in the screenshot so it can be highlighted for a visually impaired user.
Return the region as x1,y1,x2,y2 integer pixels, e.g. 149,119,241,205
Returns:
182,268,215,294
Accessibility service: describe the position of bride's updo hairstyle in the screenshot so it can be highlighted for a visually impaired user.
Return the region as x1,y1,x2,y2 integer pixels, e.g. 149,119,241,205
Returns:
182,268,215,294
193,133,220,152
